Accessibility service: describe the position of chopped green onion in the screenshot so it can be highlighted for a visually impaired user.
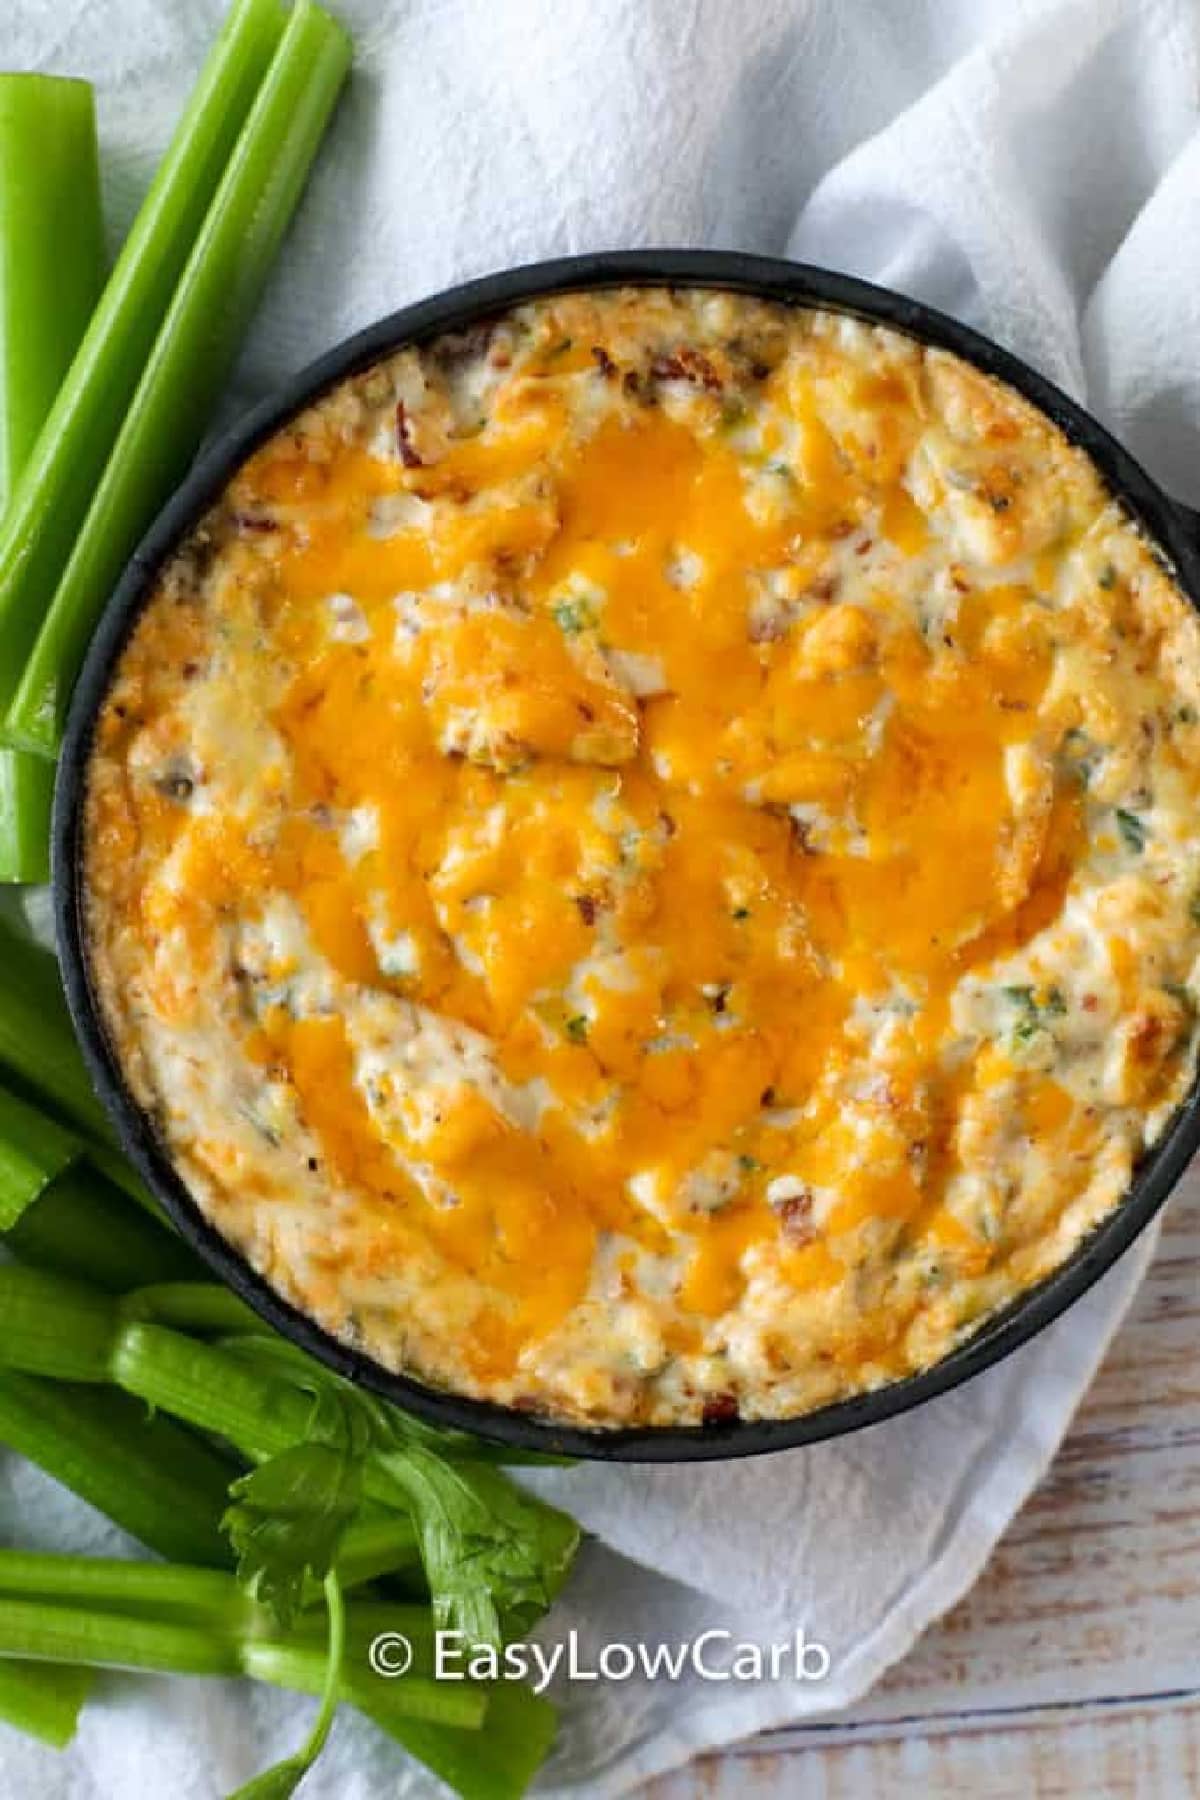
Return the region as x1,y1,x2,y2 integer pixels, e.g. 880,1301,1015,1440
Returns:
0,0,286,735
1115,806,1147,854
0,1079,81,1230
7,0,352,756
0,74,106,882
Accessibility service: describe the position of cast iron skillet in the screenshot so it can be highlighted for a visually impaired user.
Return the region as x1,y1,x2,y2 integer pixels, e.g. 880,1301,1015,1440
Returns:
53,249,1200,1462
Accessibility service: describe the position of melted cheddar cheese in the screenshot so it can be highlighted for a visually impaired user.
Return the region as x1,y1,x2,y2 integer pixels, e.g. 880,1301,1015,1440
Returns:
84,288,1200,1427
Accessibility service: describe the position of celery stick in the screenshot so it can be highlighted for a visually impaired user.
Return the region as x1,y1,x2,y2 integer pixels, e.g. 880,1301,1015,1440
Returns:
386,1681,559,1800
0,1263,116,1380
123,1281,263,1335
0,1550,244,1622
0,1080,81,1229
324,1514,421,1593
0,915,114,1145
0,1553,481,1727
0,1372,236,1568
0,0,286,730
0,74,106,879
0,751,53,884
246,1643,485,1731
0,75,105,509
6,1161,204,1290
8,0,352,756
0,1597,239,1676
0,1658,92,1749
112,1319,315,1449
0,925,158,1211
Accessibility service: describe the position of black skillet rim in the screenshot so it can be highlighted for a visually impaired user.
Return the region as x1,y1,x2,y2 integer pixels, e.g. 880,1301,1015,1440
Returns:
53,249,1200,1462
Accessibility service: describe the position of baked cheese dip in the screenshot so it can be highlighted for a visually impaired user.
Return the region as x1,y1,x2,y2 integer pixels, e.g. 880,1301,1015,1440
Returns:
84,287,1200,1428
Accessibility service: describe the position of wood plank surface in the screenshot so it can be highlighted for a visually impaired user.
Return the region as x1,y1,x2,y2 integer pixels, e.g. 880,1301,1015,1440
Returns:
648,1168,1200,1798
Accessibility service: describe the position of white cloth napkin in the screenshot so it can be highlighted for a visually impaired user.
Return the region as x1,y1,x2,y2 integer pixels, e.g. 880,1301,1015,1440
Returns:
5,0,1200,1794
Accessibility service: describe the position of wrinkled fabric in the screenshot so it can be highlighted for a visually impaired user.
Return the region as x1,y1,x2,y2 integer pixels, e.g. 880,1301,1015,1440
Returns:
4,0,1197,1792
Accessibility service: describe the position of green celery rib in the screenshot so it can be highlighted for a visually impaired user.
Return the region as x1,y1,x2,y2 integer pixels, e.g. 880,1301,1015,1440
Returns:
0,750,53,885
0,74,106,883
0,0,286,731
0,1079,81,1230
0,1549,245,1622
0,75,105,508
0,1372,236,1568
0,1263,117,1380
244,1640,485,1730
324,1514,421,1594
7,0,353,756
123,1281,264,1334
6,1161,205,1289
0,1596,238,1676
0,1553,481,1727
0,1658,92,1749
0,922,157,1211
0,915,114,1146
112,1318,316,1448
384,1682,559,1800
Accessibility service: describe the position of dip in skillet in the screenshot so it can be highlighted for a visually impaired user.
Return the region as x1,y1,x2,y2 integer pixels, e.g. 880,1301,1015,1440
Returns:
83,286,1200,1428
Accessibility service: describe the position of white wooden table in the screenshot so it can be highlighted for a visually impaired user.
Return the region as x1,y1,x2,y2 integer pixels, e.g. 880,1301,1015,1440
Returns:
648,1173,1200,1799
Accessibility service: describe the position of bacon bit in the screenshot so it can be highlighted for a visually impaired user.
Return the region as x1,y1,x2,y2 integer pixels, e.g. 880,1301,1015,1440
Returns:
829,519,855,539
575,894,597,926
701,1393,740,1426
1129,1010,1168,1064
659,810,678,838
231,510,277,534
1082,994,1099,1013
395,400,424,469
789,817,817,856
777,1191,815,1247
576,700,596,723
750,360,770,381
950,566,971,594
855,535,874,556
808,575,838,603
591,345,618,379
748,611,789,644
650,347,723,392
